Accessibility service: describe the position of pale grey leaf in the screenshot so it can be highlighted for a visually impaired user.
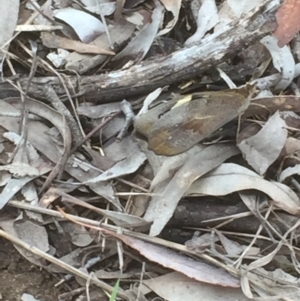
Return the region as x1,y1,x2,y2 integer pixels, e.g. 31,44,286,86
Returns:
85,150,147,183
188,163,300,215
279,165,300,182
145,144,239,236
238,111,287,175
260,35,295,90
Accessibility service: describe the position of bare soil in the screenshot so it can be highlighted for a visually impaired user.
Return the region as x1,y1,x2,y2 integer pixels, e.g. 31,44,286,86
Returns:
0,238,61,301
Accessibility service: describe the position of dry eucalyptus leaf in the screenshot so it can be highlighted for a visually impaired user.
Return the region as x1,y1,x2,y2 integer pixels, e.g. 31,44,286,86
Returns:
145,144,239,236
0,163,39,178
0,0,19,61
61,222,93,247
188,163,300,215
0,166,51,210
0,98,120,208
283,137,300,156
84,150,146,183
4,132,40,162
137,87,164,116
158,0,182,35
260,35,295,90
185,0,219,45
216,231,243,256
279,164,300,182
0,219,48,267
47,249,84,273
54,7,105,43
118,235,239,287
112,0,163,68
81,0,116,16
238,111,287,175
251,268,299,299
150,145,204,190
141,272,249,301
65,20,135,73
247,244,282,271
42,32,115,55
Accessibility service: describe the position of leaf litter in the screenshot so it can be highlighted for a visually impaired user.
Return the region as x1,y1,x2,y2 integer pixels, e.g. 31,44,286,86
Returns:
2,0,300,301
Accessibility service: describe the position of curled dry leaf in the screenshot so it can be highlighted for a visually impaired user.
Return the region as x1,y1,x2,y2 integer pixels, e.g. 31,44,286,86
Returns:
185,0,219,46
238,111,287,175
188,163,300,215
251,62,300,91
137,87,164,116
279,164,300,182
260,35,295,90
158,0,182,35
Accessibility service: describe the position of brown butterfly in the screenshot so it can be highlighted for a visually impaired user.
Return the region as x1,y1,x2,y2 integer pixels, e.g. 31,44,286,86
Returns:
134,84,256,156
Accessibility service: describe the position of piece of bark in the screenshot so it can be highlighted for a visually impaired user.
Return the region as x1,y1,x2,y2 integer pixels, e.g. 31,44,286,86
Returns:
0,1,279,102
168,198,299,236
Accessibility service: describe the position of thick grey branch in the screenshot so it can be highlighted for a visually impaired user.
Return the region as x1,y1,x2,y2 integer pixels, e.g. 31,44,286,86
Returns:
0,0,279,102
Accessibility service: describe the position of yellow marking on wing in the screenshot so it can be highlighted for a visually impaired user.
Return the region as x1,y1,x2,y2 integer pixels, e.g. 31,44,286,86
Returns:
193,115,213,120
171,95,192,109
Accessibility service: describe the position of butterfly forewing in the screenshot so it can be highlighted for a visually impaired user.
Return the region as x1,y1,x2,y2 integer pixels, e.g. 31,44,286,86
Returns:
148,91,251,155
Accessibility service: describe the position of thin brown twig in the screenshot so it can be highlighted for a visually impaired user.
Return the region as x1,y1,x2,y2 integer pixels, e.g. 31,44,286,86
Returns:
70,111,121,155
